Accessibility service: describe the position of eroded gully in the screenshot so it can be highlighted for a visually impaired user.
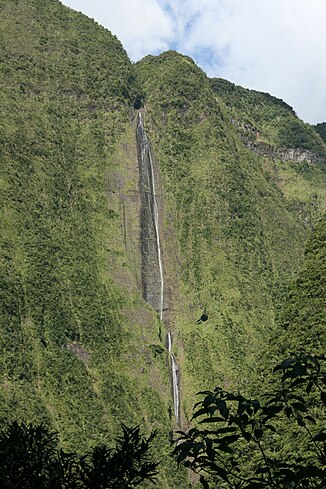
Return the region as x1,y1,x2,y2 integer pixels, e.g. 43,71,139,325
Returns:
136,111,180,425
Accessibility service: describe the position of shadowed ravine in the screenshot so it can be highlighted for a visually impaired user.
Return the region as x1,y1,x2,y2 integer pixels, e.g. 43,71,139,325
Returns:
136,112,180,425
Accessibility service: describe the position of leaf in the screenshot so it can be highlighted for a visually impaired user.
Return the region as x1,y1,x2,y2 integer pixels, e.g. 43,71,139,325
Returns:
252,400,260,413
280,358,296,369
199,475,210,489
291,363,306,378
193,442,205,457
217,399,229,419
306,381,314,395
206,462,229,481
192,408,211,420
273,365,282,372
214,427,238,434
291,402,308,412
199,417,226,424
203,394,217,408
297,417,305,427
254,429,263,440
304,415,316,424
289,377,306,389
217,434,240,445
313,431,326,442
242,431,252,442
284,406,293,418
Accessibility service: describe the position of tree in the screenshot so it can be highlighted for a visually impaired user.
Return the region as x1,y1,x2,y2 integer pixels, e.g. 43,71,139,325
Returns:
0,421,61,489
0,422,158,488
80,424,159,489
174,353,326,488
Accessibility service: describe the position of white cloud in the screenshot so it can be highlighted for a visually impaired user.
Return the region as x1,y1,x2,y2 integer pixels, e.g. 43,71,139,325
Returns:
62,0,173,59
61,0,326,123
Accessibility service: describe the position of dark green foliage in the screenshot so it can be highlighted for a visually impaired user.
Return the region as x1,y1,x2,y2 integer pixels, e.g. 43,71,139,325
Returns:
174,354,326,488
0,421,158,488
278,118,324,153
80,425,159,488
0,421,59,488
314,122,326,144
135,51,321,400
273,216,326,356
211,77,326,155
211,77,295,116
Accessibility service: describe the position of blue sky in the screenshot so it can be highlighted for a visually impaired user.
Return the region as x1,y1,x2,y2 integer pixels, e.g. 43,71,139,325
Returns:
61,0,326,124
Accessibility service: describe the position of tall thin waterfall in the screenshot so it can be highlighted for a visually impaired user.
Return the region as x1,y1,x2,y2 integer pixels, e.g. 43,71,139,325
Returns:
136,112,164,321
167,332,180,425
136,112,180,425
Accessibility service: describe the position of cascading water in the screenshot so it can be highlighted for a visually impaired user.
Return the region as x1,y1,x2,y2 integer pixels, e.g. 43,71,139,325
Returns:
136,112,164,321
136,112,180,425
167,332,180,425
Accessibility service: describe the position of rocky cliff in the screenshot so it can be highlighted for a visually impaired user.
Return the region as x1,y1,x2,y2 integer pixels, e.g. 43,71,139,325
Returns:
0,1,325,487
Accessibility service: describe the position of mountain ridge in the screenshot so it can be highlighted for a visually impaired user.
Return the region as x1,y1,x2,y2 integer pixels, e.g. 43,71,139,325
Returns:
0,1,325,487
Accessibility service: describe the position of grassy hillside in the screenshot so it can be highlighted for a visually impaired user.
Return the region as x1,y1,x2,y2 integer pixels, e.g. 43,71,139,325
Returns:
315,122,326,144
135,51,325,417
0,1,188,487
211,78,326,227
270,215,326,357
211,78,326,154
0,2,325,487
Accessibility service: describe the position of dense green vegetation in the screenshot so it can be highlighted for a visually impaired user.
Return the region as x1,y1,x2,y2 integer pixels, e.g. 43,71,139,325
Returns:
175,353,326,488
174,219,326,488
0,421,158,488
0,1,184,487
210,78,326,226
211,78,326,155
314,122,326,144
0,1,325,487
135,51,325,413
270,216,326,358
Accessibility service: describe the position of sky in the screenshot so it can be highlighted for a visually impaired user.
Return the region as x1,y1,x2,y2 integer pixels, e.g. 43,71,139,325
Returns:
61,0,326,124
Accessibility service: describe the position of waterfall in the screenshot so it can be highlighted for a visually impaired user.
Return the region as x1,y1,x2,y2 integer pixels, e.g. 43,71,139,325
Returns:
136,112,181,425
137,112,164,321
167,332,180,425
167,331,172,353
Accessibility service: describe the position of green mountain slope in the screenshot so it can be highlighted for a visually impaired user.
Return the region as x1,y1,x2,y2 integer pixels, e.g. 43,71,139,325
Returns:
0,1,185,486
211,78,326,225
315,122,326,144
211,78,326,154
0,1,325,487
135,51,326,414
271,215,326,357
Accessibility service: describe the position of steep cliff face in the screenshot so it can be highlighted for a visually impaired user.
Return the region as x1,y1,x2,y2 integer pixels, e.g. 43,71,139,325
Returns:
136,112,165,320
211,77,326,227
0,1,186,487
135,51,326,412
272,216,326,357
0,1,325,487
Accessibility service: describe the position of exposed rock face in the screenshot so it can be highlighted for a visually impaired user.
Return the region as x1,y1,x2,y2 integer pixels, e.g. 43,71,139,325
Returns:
246,140,325,164
136,113,181,426
67,343,90,363
136,112,164,321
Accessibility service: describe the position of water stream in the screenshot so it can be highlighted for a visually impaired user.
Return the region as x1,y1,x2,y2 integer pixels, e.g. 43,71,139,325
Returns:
137,112,164,321
136,112,180,425
167,332,180,425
